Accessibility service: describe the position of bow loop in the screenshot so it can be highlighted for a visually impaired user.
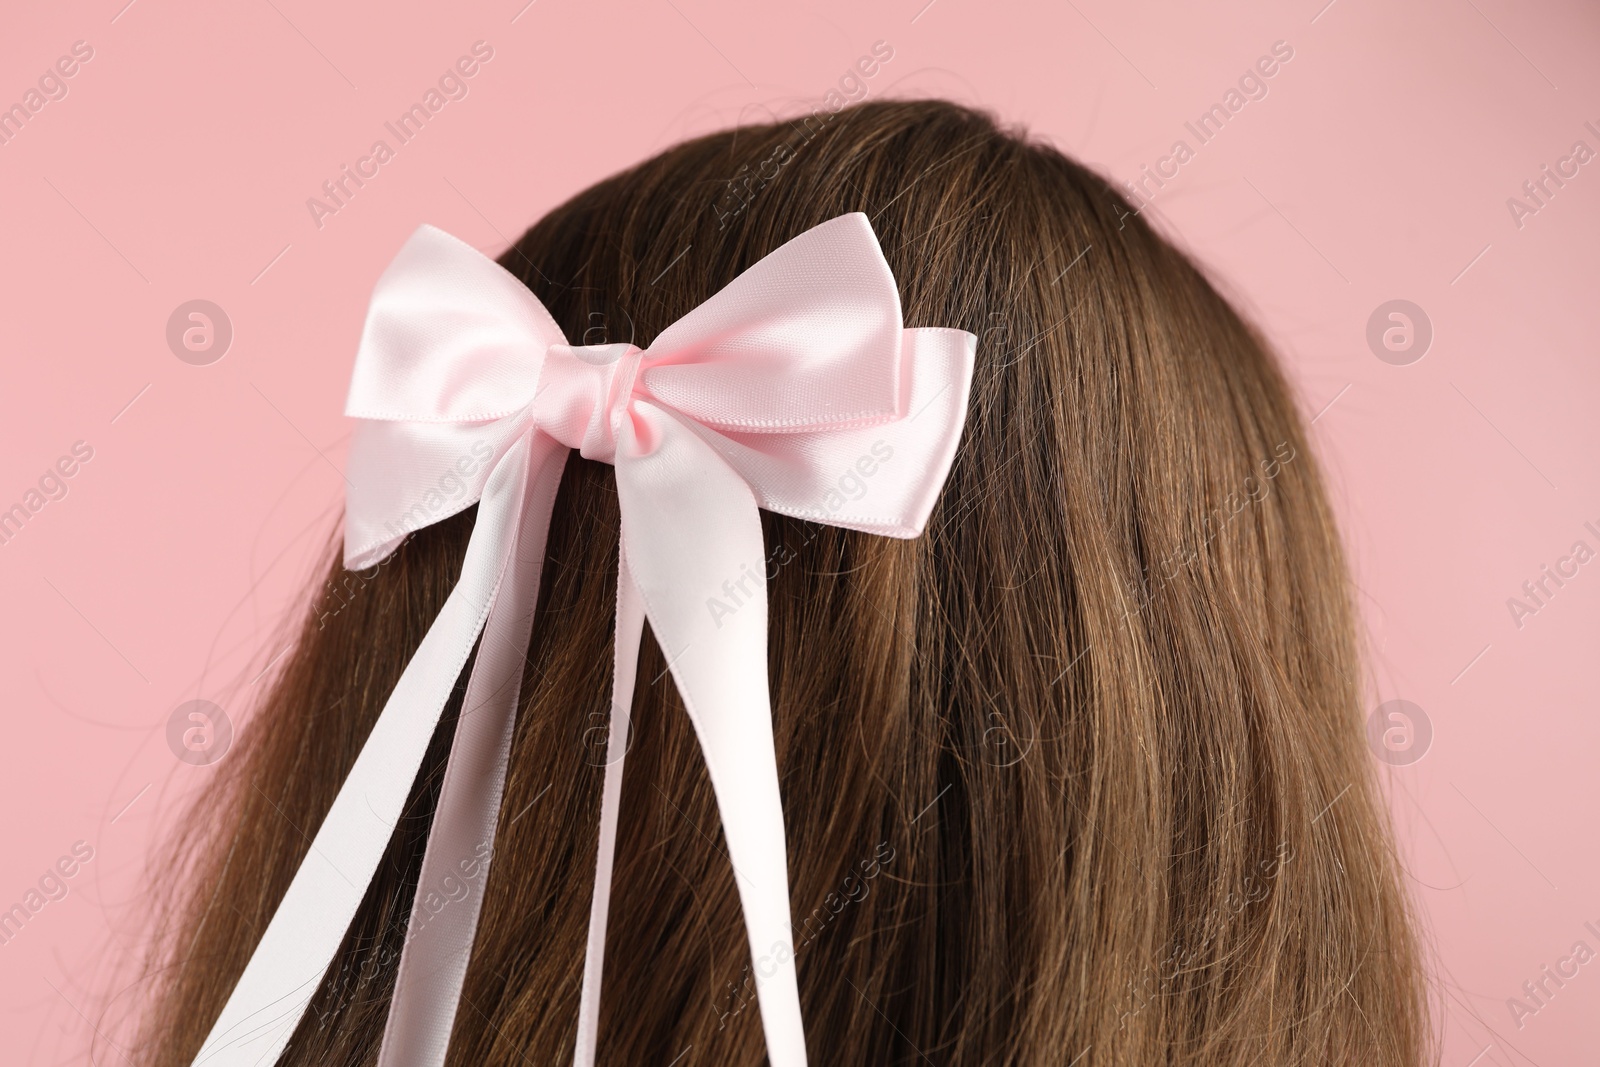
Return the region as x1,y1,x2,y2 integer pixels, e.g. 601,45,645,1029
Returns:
639,213,907,433
346,224,562,423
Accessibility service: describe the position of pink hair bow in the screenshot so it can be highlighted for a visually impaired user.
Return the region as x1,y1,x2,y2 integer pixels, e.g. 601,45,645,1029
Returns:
193,213,975,1067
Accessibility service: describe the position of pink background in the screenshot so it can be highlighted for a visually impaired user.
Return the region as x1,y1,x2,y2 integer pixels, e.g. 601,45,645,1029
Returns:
1,0,1596,1062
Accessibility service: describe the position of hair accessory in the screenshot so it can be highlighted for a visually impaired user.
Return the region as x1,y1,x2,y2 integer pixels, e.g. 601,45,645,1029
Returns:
192,212,976,1067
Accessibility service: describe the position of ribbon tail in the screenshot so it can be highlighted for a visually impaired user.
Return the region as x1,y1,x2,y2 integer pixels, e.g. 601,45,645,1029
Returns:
572,540,647,1067
377,433,570,1067
614,402,808,1067
190,436,539,1067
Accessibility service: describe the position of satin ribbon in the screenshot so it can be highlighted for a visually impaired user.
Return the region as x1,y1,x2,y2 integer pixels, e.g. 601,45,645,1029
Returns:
191,213,975,1067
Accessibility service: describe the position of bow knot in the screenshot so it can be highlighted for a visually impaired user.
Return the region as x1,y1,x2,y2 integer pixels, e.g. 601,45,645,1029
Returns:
537,342,645,462
192,213,975,1067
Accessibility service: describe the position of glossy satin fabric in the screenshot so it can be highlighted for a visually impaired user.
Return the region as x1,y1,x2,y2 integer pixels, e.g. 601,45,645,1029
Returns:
190,213,975,1067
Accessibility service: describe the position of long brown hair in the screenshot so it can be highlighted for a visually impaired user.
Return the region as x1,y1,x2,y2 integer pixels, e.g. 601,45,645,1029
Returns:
134,99,1429,1065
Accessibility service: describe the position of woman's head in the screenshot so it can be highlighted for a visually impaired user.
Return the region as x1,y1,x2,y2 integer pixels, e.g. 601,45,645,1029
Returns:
138,99,1427,1065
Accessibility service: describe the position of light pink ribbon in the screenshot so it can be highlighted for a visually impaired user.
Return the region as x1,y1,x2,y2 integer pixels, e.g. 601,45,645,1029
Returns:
190,213,975,1067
